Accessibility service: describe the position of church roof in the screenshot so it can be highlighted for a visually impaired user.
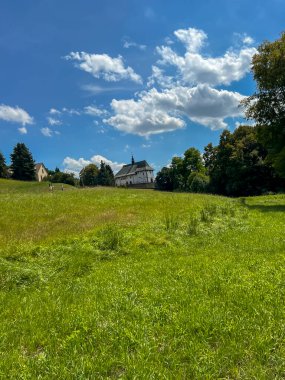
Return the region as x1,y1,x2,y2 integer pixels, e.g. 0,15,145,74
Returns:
115,160,153,178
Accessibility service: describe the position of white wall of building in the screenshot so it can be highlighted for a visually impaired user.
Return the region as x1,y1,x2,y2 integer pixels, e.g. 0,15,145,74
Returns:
115,169,154,186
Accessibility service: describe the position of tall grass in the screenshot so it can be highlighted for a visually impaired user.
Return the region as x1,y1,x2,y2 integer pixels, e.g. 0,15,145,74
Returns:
0,180,285,378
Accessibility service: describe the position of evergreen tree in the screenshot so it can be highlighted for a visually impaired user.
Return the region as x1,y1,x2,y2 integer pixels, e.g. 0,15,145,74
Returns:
98,161,115,186
0,152,7,178
10,143,36,181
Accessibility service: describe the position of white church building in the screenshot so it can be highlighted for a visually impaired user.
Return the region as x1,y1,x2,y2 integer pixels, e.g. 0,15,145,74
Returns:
115,157,154,188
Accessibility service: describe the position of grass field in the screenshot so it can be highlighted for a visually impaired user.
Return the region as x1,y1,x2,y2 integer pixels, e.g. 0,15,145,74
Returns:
0,179,285,379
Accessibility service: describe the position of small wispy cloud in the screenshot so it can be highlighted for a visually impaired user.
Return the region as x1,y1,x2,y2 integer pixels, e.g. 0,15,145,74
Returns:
81,84,136,95
18,126,27,134
84,105,108,117
41,127,53,137
123,37,146,51
47,117,62,126
142,143,151,148
49,108,61,115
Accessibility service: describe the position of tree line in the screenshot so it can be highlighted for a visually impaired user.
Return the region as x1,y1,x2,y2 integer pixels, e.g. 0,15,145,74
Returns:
156,32,285,196
0,143,77,185
0,143,115,187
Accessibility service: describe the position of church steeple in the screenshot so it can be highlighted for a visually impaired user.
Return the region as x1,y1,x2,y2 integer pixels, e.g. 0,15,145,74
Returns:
131,155,135,165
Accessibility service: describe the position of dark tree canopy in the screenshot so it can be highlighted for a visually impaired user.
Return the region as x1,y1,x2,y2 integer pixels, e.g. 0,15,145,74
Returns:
205,126,281,196
48,169,76,186
156,147,207,192
10,143,36,181
97,161,115,186
0,152,7,178
155,167,174,191
79,164,99,186
243,32,285,178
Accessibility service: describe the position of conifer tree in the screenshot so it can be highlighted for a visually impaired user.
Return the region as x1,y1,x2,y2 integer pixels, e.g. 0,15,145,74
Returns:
10,143,36,181
0,152,7,178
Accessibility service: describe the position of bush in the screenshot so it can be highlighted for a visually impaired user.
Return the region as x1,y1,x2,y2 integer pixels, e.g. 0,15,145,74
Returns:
187,172,209,193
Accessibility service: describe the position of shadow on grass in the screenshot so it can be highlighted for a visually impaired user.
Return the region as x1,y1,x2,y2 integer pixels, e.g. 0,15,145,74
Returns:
240,198,285,213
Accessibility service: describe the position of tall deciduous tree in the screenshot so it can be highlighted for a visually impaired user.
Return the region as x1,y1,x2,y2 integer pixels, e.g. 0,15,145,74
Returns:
10,143,36,181
0,152,7,178
243,32,285,178
79,164,99,186
205,126,280,196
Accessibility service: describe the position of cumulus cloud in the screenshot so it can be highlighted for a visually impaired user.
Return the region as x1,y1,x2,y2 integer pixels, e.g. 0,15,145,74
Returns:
174,27,207,53
155,27,256,87
147,65,176,89
62,155,125,176
0,104,33,125
41,127,53,137
65,52,142,83
18,127,27,134
105,84,244,135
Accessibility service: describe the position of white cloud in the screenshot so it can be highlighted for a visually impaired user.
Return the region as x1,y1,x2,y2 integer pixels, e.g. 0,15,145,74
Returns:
18,127,27,134
106,93,185,136
123,39,146,51
81,84,133,95
142,143,151,148
147,65,176,89
243,35,254,45
41,127,53,137
84,105,108,117
155,27,257,87
62,155,125,176
0,104,33,125
49,108,61,115
105,84,244,135
62,107,81,115
47,117,62,126
65,52,142,84
174,27,207,53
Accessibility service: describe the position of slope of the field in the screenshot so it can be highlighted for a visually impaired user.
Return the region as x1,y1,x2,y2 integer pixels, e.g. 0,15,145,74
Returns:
0,179,285,379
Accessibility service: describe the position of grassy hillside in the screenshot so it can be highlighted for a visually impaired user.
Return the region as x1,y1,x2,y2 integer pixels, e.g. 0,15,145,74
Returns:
0,181,285,378
0,178,75,194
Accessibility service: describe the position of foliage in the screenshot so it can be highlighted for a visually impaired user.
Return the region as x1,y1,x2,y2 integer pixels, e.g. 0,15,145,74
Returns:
187,172,209,193
204,125,283,196
156,147,204,192
243,32,285,178
79,164,99,186
10,143,36,181
155,166,174,191
48,168,77,186
0,151,7,178
0,183,285,378
97,161,115,186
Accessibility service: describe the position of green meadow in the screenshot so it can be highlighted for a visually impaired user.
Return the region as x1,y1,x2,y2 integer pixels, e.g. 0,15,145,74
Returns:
0,179,285,379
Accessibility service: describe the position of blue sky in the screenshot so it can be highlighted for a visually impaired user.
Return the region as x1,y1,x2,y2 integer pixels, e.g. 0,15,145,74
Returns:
0,0,284,175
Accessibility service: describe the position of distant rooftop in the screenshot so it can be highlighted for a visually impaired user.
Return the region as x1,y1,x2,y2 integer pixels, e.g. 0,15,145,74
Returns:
115,160,153,178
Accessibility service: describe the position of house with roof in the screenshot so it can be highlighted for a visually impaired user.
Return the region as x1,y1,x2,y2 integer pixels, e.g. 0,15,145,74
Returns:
35,163,48,182
115,157,154,188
